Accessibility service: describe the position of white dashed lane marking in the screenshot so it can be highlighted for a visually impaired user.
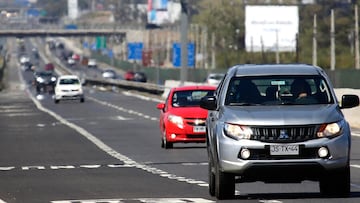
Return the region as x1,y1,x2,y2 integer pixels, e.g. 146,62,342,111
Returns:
51,198,215,203
25,89,209,190
87,96,158,121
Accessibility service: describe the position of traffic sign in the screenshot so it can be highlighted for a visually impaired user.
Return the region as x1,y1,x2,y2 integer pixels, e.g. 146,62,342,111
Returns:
108,49,114,58
128,42,144,60
172,42,195,67
96,36,106,49
83,42,89,49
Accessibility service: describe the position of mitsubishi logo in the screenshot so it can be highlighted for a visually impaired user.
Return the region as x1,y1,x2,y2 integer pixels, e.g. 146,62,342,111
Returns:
279,129,289,140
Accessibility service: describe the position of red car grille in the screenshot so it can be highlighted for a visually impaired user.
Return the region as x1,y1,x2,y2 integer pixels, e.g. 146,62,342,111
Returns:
184,118,206,126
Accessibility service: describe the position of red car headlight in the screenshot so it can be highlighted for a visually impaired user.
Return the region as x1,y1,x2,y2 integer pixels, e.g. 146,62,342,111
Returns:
168,114,184,129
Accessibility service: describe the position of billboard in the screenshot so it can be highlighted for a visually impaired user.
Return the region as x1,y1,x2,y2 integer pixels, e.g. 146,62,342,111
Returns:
245,6,299,52
148,0,168,11
68,0,78,20
148,0,169,25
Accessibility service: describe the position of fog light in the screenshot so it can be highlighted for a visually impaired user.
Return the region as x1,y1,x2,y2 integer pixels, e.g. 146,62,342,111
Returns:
318,147,329,158
171,134,176,139
240,148,251,159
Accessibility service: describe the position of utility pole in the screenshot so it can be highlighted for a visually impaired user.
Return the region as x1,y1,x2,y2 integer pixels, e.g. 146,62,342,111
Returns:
313,14,317,66
355,4,360,69
330,9,336,71
211,32,216,70
180,0,188,86
203,27,208,69
275,30,280,64
91,0,96,12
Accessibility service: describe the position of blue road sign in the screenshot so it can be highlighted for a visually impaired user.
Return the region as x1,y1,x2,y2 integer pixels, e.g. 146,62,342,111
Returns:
128,42,143,60
172,42,195,67
90,42,97,51
83,42,89,49
108,49,114,58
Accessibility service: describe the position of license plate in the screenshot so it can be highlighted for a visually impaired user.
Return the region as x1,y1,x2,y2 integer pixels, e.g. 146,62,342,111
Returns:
193,126,206,133
270,145,299,155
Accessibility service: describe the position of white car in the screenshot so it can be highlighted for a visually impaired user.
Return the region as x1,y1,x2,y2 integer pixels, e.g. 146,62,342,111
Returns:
102,69,117,79
54,75,84,103
19,55,30,64
87,58,97,68
206,73,225,86
67,57,76,66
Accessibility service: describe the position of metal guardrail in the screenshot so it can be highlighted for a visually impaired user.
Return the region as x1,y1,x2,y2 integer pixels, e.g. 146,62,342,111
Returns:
84,77,164,95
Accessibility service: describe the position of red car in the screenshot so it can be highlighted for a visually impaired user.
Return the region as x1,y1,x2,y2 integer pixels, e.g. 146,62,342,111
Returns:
44,63,55,71
156,85,216,149
124,70,135,81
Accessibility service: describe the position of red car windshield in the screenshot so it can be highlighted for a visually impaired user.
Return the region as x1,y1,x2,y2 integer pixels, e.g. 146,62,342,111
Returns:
172,90,214,107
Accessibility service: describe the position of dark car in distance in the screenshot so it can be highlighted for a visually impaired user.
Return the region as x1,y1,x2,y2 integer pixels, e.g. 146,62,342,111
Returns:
124,71,147,83
33,71,57,93
133,72,147,82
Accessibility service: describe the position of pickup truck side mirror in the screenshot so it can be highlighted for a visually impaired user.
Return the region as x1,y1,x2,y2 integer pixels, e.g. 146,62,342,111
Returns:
341,94,359,109
200,96,217,110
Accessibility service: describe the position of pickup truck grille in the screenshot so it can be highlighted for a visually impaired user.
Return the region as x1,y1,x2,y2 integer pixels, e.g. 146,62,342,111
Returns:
251,125,318,143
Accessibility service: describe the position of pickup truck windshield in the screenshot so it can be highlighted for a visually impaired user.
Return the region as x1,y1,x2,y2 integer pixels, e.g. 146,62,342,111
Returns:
225,75,334,106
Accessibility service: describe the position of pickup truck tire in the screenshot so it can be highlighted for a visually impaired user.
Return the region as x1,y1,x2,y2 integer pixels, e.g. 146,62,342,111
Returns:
208,157,215,196
319,165,350,197
215,162,235,200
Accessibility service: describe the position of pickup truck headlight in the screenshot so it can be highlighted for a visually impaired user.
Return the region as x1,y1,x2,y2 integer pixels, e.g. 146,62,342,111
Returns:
317,121,343,138
224,123,252,140
168,114,184,129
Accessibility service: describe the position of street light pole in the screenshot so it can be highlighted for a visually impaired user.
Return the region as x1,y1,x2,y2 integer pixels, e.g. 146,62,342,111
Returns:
313,14,317,66
180,0,188,86
330,9,336,71
355,4,360,69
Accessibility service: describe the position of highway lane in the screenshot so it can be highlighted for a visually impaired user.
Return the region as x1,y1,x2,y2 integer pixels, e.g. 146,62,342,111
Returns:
24,74,360,202
3,38,360,202
32,38,360,201
0,49,214,203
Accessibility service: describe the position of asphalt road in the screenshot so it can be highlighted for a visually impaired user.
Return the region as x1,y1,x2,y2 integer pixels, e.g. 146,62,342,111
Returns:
0,43,213,203
2,38,360,203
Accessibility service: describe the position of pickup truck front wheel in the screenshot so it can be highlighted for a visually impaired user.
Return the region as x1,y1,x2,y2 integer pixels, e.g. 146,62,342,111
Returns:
319,165,350,197
215,161,235,200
